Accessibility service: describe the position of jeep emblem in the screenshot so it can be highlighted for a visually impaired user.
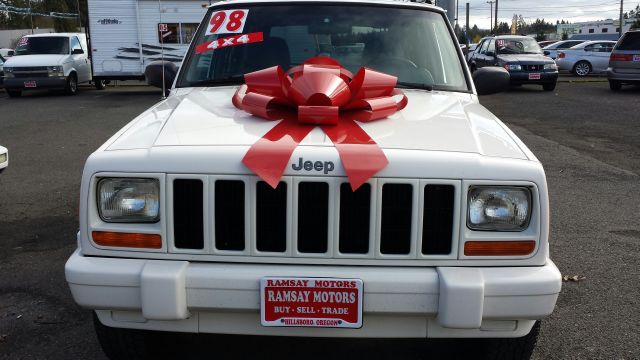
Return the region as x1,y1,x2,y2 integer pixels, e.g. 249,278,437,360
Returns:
292,158,335,174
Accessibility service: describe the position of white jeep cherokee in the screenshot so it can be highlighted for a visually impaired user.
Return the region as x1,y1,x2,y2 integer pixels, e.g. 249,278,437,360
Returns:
65,0,561,358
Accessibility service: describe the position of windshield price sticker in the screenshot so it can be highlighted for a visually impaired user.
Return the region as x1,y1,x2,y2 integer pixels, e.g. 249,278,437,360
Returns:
195,32,263,54
17,37,28,47
496,39,506,48
261,277,363,328
206,9,249,35
634,55,640,62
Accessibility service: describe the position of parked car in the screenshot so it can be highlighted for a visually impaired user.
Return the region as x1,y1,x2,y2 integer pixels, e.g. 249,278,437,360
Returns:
0,54,5,87
542,39,586,59
0,48,14,58
2,33,105,97
65,1,561,360
607,30,640,91
469,35,558,91
0,145,8,173
465,43,478,61
556,40,617,76
537,40,558,48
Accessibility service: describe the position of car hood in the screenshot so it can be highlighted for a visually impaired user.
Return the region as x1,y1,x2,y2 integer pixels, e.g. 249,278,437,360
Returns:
498,54,551,63
105,86,528,160
4,54,68,67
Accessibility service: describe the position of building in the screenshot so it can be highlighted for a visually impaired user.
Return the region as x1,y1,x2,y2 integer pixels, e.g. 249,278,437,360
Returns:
575,19,635,36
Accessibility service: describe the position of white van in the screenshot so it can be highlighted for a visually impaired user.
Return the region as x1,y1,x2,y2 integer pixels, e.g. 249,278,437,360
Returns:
2,33,103,97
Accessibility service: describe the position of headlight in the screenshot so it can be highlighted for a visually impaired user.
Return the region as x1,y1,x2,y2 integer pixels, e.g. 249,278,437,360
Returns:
544,63,557,70
504,64,522,71
0,153,6,163
3,67,14,78
47,66,64,77
97,178,160,223
468,187,531,231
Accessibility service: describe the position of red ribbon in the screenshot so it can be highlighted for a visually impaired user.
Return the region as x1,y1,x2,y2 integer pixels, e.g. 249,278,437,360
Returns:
233,56,408,191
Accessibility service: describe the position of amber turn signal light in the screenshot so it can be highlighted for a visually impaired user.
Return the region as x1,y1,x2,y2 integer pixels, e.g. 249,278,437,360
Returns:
92,231,162,249
464,241,536,256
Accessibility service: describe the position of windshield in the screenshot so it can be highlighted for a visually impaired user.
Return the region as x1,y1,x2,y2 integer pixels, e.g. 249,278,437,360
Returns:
497,38,542,55
15,37,69,55
179,5,468,92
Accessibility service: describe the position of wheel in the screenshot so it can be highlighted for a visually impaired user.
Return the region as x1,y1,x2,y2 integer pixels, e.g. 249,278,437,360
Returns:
65,73,78,95
573,61,591,77
6,89,22,98
609,80,622,91
93,312,190,360
482,321,540,360
542,82,557,91
95,79,107,90
93,312,154,360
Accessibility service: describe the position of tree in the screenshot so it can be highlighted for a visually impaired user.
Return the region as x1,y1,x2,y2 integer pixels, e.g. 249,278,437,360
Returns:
496,22,510,35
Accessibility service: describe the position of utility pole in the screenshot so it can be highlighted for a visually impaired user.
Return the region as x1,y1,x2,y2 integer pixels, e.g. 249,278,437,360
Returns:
466,2,470,47
486,1,494,33
456,0,459,28
28,0,34,34
619,0,624,38
495,0,499,34
77,0,82,29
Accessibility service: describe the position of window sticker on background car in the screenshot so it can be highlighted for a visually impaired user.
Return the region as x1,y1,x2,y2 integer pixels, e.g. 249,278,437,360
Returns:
496,39,506,48
195,32,264,54
206,9,249,35
17,37,28,46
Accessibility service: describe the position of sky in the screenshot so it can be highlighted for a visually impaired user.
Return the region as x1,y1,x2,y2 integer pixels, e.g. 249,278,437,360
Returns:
451,0,638,30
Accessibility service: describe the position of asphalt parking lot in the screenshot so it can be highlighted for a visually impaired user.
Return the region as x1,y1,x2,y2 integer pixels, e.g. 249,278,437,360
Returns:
0,82,638,360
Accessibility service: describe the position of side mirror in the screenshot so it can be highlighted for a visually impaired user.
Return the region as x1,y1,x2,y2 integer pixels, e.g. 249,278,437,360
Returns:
72,48,84,55
145,61,178,95
473,67,510,95
543,50,550,56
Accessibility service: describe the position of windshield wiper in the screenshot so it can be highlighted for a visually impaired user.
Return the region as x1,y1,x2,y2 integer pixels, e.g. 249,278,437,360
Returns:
187,75,245,87
396,82,433,91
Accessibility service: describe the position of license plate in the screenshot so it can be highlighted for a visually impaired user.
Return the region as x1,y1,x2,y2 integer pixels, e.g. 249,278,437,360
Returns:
529,73,541,80
260,277,363,328
633,55,640,62
24,81,37,88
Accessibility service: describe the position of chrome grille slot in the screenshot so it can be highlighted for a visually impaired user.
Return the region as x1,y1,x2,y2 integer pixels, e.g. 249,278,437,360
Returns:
422,184,455,255
297,182,329,253
255,181,287,253
338,183,371,254
173,179,204,249
215,180,245,251
380,183,413,255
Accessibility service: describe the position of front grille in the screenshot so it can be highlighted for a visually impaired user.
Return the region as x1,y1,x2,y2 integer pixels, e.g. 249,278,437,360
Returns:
523,64,544,72
15,72,48,78
170,176,458,260
13,66,48,71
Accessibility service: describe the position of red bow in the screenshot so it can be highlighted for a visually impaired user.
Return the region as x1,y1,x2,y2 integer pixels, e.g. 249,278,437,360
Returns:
233,56,408,190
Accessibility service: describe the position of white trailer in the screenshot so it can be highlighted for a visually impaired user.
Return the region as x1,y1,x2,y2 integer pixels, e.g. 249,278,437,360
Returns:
86,0,207,81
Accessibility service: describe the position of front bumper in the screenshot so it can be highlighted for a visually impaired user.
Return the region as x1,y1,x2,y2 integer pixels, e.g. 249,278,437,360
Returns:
607,68,640,82
4,77,66,90
509,71,558,85
66,250,561,338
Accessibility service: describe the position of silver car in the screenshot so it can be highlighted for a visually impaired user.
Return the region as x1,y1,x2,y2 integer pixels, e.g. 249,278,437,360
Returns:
557,40,617,76
542,39,586,60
